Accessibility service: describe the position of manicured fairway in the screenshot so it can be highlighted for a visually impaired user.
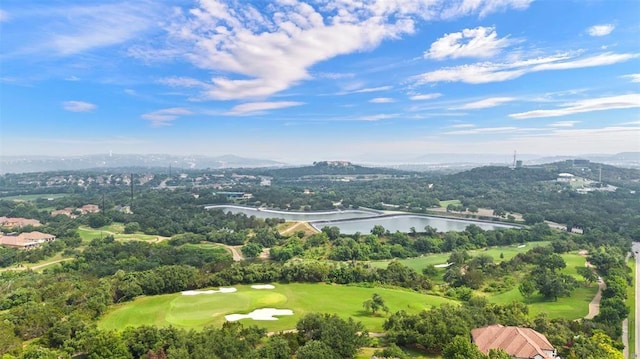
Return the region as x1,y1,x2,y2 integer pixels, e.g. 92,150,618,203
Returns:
367,241,550,272
78,224,166,242
99,283,456,332
489,285,597,319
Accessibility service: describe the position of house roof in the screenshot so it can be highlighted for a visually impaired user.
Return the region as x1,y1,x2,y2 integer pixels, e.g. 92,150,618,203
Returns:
0,231,56,247
471,325,554,359
0,216,42,227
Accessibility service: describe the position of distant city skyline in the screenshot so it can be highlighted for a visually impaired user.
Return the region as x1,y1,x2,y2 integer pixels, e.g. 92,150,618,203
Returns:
1,0,639,163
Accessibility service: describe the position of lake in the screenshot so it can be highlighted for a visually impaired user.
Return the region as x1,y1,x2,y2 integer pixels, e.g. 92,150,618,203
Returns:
206,205,519,234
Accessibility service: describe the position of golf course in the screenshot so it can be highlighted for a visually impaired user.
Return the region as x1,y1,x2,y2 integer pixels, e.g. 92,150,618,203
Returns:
99,283,455,332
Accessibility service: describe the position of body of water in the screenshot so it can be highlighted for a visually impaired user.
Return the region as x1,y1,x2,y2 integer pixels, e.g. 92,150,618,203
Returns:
205,205,380,222
207,205,518,234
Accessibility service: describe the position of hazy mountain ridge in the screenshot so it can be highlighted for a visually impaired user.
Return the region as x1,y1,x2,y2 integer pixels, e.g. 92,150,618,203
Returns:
1,152,638,174
0,154,286,174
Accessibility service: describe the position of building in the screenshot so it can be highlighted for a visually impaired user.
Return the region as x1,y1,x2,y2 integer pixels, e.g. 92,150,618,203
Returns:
0,231,56,249
471,325,557,359
51,207,76,217
0,216,41,228
556,173,575,182
79,204,100,214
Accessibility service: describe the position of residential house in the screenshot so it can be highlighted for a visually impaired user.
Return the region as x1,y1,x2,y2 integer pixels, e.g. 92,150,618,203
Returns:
471,325,557,359
0,216,41,228
0,231,56,249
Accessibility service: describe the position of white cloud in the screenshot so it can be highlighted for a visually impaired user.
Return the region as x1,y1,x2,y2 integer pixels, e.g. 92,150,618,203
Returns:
370,97,395,103
62,101,96,112
442,126,530,135
38,3,155,56
409,93,442,101
622,74,640,83
144,0,532,100
548,121,579,127
457,97,515,109
352,86,393,94
425,26,512,60
141,107,193,127
0,9,8,23
225,101,304,116
451,123,476,128
587,24,614,37
359,114,399,121
441,0,533,19
510,94,640,119
414,52,637,84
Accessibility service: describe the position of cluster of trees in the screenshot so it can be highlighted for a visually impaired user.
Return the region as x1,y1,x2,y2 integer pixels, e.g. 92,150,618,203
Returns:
1,313,368,359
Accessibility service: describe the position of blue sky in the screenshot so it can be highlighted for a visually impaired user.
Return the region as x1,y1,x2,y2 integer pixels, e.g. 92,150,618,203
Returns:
1,0,638,163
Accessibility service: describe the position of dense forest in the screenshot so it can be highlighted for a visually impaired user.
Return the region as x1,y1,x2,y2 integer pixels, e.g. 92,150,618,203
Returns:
0,162,637,358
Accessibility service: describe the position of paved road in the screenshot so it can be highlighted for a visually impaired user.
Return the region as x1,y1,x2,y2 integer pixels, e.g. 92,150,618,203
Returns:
633,242,640,359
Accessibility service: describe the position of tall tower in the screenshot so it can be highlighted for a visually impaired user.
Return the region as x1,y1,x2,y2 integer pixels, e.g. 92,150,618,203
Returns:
513,150,517,168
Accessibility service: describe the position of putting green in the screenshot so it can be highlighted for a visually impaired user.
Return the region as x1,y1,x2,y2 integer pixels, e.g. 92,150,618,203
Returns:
99,283,456,332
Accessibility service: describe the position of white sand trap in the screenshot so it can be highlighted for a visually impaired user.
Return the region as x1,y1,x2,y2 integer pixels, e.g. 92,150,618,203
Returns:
181,287,237,296
517,244,526,248
225,308,294,322
434,262,453,268
251,284,275,290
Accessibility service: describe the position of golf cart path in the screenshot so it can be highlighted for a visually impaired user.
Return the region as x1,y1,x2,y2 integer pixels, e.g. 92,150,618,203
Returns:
221,244,244,261
583,260,605,320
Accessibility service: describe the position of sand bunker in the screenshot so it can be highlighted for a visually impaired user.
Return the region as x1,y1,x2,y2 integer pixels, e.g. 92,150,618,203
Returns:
181,287,237,296
251,284,275,290
225,308,293,322
434,263,453,268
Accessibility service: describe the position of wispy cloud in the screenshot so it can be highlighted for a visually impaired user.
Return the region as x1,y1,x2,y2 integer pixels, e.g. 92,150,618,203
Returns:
225,101,304,116
26,3,156,56
622,74,640,83
359,114,399,121
62,101,96,112
409,93,442,101
425,26,512,60
587,24,614,37
456,97,515,109
442,126,524,135
143,1,531,100
451,123,476,128
414,52,637,85
510,94,640,119
441,0,533,19
141,107,193,127
370,97,395,103
0,9,9,23
336,86,393,96
548,121,579,127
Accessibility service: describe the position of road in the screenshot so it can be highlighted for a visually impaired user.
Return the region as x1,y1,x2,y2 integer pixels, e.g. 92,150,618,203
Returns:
633,242,640,359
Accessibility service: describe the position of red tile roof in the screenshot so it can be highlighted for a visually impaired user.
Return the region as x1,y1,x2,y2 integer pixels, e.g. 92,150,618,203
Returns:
471,325,555,359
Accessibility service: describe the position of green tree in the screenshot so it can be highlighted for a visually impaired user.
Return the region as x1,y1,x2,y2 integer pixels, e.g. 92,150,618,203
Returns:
518,280,535,302
576,266,598,286
362,293,389,315
241,242,263,258
442,336,486,359
295,340,338,359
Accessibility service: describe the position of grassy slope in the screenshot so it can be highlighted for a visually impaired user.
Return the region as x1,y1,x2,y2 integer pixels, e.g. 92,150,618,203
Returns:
78,224,165,242
99,283,456,333
367,241,550,272
628,258,636,356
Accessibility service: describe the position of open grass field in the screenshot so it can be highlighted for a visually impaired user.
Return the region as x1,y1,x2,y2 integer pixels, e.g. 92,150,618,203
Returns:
0,193,68,201
0,253,74,272
78,224,166,242
367,241,550,273
488,285,597,319
99,283,456,333
438,199,461,208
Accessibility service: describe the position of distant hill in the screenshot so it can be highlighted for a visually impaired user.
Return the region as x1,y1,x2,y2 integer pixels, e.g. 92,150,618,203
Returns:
240,161,412,178
0,154,285,174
